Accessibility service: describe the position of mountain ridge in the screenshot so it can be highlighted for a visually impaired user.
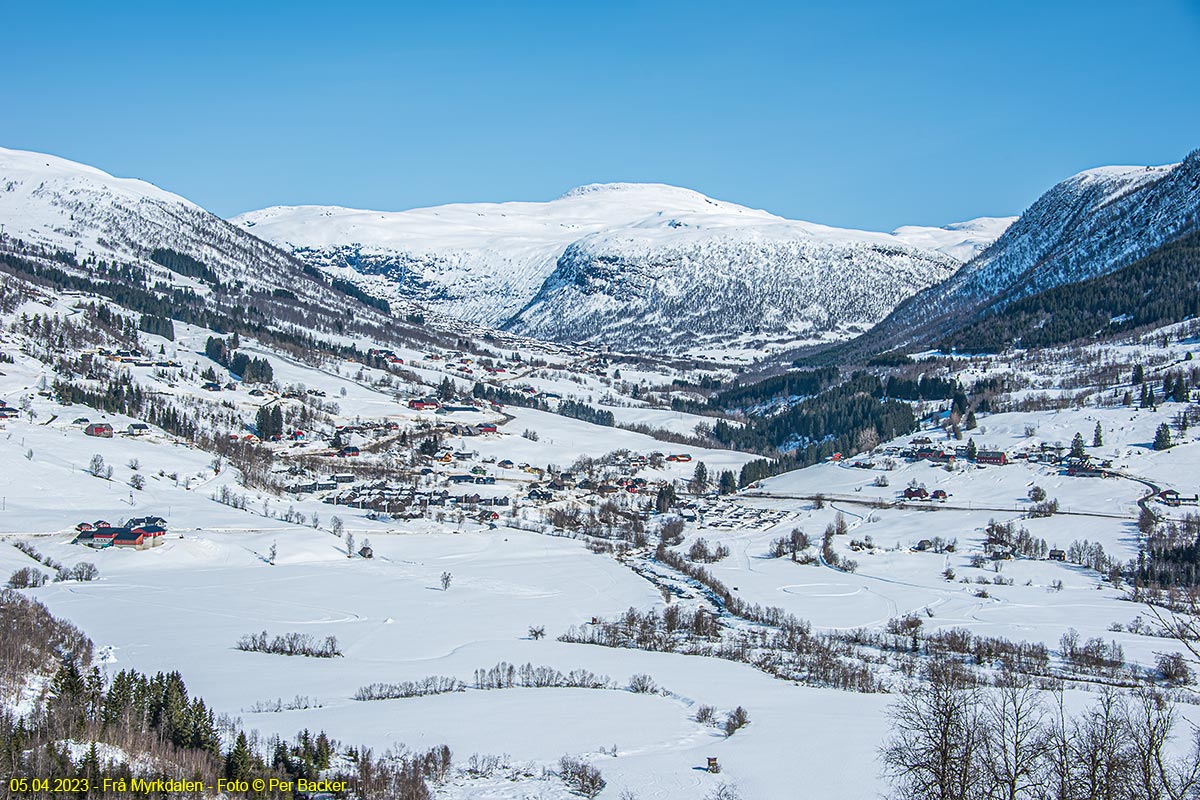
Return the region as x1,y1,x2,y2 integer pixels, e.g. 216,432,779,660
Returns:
232,182,1010,354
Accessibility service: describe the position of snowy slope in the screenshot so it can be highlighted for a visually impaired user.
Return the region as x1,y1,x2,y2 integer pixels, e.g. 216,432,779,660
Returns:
873,152,1200,345
0,147,304,288
891,216,1016,262
234,184,1004,352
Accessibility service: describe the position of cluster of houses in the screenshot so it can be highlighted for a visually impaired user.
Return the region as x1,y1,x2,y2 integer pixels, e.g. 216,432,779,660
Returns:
81,420,152,437
901,486,949,501
367,347,406,366
1158,489,1200,507
0,399,15,420
322,482,511,520
73,516,169,550
888,437,1009,465
96,347,181,368
878,436,1116,477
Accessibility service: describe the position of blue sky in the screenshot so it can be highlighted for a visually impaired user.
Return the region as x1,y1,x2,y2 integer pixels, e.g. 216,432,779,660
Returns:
4,0,1199,230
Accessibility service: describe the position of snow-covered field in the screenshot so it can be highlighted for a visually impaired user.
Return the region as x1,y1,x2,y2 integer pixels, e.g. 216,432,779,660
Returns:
2,235,1200,798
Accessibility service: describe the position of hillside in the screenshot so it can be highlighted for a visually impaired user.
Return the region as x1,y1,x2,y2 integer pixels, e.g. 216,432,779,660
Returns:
233,185,1006,354
864,151,1200,350
939,226,1200,352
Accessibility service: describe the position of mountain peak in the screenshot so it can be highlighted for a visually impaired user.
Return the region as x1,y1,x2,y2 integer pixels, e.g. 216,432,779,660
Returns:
556,182,714,202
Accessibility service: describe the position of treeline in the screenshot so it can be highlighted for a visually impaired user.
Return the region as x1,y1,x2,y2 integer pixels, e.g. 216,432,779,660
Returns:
940,227,1200,353
0,588,92,700
560,603,881,693
471,661,610,691
0,589,448,799
149,247,219,285
1134,511,1200,589
709,366,839,409
235,631,342,658
0,245,406,381
469,382,619,428
709,373,916,485
255,405,285,439
557,399,615,427
330,274,390,313
205,335,274,383
7,542,98,587
54,375,199,441
12,306,137,354
882,374,960,401
137,313,175,340
882,659,1200,800
353,662,616,702
355,676,465,701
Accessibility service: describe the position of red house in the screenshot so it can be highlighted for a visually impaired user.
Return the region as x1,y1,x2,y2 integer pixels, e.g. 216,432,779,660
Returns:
113,530,145,548
85,422,114,438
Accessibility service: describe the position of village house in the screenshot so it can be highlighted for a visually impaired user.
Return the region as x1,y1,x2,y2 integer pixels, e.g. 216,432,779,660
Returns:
975,450,1008,466
85,422,114,437
113,529,146,549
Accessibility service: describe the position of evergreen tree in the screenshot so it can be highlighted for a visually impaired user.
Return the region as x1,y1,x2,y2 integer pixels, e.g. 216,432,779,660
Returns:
225,731,254,780
255,406,272,437
718,470,738,495
689,462,709,494
1069,432,1086,459
1172,373,1189,402
964,409,977,430
315,732,332,769
966,437,978,461
49,660,86,733
78,742,101,782
101,670,134,729
1132,364,1144,384
1093,422,1103,447
188,699,221,757
654,484,676,513
1154,423,1173,451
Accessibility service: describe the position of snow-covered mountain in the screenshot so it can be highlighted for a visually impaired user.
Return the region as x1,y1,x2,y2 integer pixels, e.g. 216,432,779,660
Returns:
873,151,1200,345
0,147,447,351
0,147,304,290
235,184,1004,352
890,216,1017,262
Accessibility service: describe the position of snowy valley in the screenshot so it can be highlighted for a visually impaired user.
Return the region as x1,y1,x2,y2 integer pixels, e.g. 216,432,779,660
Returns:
2,146,1200,800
